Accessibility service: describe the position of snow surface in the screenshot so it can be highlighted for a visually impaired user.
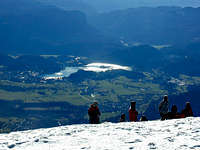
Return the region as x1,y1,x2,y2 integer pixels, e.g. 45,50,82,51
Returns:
1,117,200,150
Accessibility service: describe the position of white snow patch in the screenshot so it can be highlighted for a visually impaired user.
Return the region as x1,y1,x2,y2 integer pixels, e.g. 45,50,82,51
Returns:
1,117,200,150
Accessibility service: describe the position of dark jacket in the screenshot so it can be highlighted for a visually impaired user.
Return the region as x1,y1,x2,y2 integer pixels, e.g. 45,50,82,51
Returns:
159,100,169,115
129,108,138,122
88,105,101,124
181,108,193,117
166,105,179,119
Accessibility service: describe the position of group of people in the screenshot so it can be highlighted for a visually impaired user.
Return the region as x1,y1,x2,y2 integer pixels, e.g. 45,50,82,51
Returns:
158,95,193,120
88,95,194,124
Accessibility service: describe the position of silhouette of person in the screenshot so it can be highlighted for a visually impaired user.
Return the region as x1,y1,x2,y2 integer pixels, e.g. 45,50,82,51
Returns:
166,105,180,119
140,115,148,121
159,95,169,120
181,102,193,117
88,102,101,124
120,114,126,122
129,101,138,122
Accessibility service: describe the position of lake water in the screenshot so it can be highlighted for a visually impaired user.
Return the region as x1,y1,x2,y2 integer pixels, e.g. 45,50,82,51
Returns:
43,63,131,80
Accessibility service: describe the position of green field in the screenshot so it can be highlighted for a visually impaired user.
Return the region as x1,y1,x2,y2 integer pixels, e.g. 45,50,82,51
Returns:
1,71,200,133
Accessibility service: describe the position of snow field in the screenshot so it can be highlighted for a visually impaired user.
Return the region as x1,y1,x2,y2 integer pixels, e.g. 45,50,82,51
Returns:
0,117,200,150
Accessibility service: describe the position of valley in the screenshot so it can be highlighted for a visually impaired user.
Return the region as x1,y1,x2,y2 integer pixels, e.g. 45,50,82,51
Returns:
1,54,200,133
1,0,200,134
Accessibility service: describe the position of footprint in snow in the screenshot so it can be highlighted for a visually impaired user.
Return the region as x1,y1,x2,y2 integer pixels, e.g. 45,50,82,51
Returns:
129,146,134,149
165,137,175,142
192,128,200,133
34,139,39,142
176,131,189,136
180,145,188,148
190,145,200,149
8,144,15,149
125,139,142,144
65,132,71,136
148,142,157,149
42,140,49,143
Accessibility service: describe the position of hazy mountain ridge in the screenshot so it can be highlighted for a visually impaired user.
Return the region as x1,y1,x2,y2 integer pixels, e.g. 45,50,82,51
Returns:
0,0,111,55
37,0,96,15
84,0,200,12
1,1,200,56
36,0,200,14
88,7,200,46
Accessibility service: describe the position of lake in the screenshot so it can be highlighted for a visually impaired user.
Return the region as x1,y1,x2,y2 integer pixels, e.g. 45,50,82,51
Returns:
43,63,131,80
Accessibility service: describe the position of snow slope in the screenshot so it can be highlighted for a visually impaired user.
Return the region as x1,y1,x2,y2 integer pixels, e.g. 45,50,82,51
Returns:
1,117,200,150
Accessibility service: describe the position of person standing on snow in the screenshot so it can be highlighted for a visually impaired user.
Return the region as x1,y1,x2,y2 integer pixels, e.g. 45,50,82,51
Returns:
129,101,138,122
88,102,101,124
159,95,169,120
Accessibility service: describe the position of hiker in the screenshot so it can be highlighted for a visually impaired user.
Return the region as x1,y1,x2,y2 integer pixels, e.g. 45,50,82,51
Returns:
166,105,181,119
120,114,126,122
159,95,169,120
88,102,101,124
129,101,138,122
140,115,148,121
181,102,193,118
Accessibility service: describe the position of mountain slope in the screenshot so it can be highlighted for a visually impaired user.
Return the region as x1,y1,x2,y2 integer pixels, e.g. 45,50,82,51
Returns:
0,0,109,55
37,0,96,15
89,7,200,46
0,117,200,149
84,0,200,12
